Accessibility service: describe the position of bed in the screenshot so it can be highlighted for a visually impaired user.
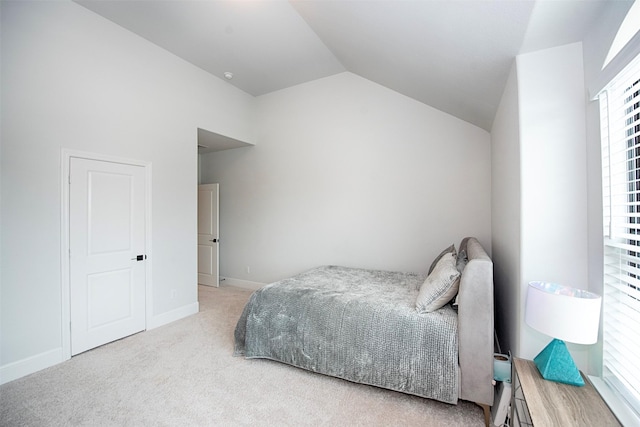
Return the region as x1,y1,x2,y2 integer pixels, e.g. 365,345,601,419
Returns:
234,237,494,423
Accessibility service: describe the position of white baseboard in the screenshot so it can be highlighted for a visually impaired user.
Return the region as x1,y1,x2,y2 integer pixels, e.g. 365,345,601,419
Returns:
219,277,266,290
147,301,199,330
1,303,199,385
0,347,63,385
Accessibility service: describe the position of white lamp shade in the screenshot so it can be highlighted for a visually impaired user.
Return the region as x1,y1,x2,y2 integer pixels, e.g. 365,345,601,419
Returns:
525,281,602,345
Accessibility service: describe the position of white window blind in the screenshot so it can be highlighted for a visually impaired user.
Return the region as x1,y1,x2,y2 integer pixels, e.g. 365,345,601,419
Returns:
600,52,640,417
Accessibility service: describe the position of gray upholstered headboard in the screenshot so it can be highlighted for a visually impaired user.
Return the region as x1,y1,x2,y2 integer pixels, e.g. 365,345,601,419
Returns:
457,237,494,407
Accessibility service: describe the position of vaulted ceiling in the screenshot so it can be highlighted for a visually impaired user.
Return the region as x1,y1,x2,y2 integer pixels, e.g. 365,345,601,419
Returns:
76,0,626,131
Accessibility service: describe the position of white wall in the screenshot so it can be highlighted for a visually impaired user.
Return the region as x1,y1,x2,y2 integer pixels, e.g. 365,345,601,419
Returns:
517,42,590,367
0,1,254,383
200,72,492,284
489,3,633,375
490,42,591,369
490,62,521,355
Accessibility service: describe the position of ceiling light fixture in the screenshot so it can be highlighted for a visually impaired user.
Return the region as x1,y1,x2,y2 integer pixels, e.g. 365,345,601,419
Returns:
224,72,233,80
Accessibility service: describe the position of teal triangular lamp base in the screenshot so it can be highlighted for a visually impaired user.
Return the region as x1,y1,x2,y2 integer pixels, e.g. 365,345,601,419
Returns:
533,338,585,386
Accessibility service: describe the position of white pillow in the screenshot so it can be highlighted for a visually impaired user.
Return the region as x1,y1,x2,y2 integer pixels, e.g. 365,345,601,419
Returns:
428,244,456,275
416,252,461,313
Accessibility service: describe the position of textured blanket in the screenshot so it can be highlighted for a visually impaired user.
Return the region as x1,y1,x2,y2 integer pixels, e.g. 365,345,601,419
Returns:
234,265,459,404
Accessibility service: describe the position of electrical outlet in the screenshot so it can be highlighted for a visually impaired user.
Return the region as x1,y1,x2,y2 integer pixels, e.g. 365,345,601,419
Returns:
246,266,251,274
171,289,177,299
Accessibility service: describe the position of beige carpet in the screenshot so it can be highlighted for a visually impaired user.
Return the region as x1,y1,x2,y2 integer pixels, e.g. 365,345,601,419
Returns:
0,285,485,426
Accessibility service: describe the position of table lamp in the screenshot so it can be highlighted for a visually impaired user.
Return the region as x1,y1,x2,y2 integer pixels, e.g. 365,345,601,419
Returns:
524,281,602,386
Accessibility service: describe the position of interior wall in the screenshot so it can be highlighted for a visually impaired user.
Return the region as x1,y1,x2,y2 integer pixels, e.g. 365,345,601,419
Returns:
200,72,492,284
517,42,590,369
0,0,254,383
489,3,633,375
490,62,521,356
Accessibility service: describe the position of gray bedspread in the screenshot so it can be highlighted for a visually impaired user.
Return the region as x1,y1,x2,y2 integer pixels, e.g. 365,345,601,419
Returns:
234,265,459,404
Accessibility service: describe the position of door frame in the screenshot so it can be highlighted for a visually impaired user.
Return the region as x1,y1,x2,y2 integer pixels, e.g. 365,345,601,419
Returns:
60,149,152,361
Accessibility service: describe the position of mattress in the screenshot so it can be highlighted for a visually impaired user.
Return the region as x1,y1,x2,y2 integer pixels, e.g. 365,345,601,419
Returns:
234,265,459,404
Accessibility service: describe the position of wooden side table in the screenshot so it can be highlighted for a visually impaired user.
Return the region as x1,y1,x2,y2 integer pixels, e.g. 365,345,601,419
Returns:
511,358,620,426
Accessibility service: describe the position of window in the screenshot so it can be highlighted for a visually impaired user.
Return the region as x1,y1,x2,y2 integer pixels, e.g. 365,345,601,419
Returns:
600,53,640,418
602,1,640,69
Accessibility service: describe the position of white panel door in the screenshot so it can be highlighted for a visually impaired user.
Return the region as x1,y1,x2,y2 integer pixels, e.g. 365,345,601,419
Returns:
198,183,219,287
70,158,146,355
